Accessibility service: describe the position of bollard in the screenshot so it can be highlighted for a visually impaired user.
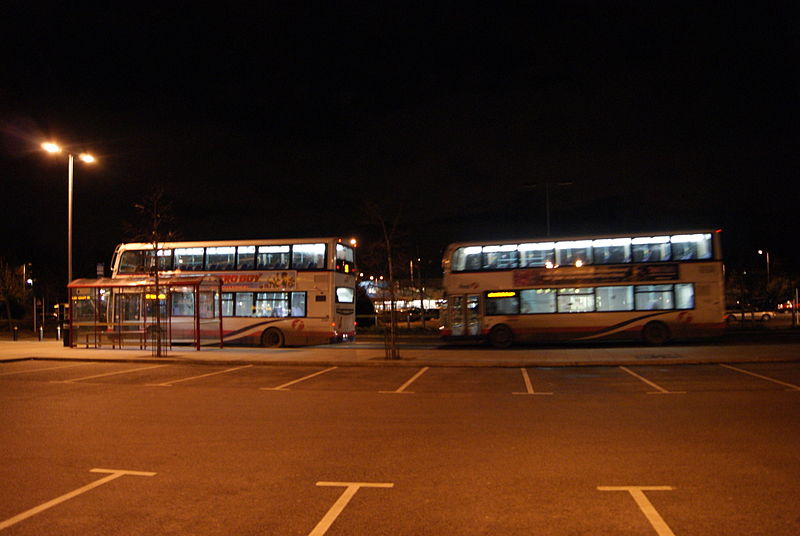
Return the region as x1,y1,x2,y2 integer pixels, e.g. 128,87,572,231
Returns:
12,326,18,341
38,326,44,341
56,325,62,341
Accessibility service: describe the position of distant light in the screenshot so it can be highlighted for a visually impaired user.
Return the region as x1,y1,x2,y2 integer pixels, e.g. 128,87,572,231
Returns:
42,142,62,153
575,259,584,268
349,238,357,247
79,153,95,163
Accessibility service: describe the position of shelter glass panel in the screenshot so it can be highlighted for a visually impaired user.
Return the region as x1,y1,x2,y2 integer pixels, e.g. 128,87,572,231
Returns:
171,292,194,316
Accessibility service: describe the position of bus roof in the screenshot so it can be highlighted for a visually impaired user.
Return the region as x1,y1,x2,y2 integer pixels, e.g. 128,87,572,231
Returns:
115,237,351,250
443,229,721,253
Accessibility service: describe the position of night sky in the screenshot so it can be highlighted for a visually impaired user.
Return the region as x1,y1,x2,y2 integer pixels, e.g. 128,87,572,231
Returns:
1,4,797,296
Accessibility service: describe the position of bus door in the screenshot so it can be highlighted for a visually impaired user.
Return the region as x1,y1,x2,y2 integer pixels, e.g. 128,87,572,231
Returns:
450,294,481,337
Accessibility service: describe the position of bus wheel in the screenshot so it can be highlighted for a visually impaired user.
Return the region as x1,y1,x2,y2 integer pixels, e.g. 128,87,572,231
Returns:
488,324,514,349
642,321,670,346
261,328,284,348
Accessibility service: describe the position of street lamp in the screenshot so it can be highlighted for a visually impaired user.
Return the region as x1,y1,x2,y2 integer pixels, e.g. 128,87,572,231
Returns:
42,142,96,284
523,181,574,236
757,249,770,286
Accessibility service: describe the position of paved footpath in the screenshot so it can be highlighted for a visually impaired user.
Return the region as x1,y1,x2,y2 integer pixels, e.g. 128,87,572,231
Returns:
1,337,800,367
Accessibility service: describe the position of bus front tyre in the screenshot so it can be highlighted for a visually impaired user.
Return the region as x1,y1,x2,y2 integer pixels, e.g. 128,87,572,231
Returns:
642,321,670,346
488,325,514,349
261,328,284,348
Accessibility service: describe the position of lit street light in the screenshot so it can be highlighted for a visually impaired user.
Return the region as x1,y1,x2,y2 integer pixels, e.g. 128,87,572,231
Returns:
757,249,770,286
42,142,96,284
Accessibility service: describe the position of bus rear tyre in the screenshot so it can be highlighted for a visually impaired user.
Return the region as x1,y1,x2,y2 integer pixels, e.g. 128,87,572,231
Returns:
261,328,284,348
642,321,670,346
488,325,514,349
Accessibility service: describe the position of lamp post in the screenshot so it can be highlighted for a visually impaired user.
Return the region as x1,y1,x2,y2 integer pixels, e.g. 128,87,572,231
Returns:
41,142,96,284
757,249,770,286
523,181,574,236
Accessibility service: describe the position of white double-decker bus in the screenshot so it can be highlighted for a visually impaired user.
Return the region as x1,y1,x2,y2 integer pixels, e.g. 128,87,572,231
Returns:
441,230,725,347
110,237,356,347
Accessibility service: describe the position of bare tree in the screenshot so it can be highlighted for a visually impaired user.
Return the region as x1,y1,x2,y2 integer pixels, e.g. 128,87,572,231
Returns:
126,187,178,357
0,258,27,333
363,200,403,359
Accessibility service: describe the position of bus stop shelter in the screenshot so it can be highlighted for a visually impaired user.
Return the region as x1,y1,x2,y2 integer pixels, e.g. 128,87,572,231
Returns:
67,275,224,351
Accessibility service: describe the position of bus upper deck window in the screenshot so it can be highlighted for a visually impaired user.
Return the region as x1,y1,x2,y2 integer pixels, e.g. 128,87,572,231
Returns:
592,238,631,265
237,246,256,270
483,245,519,270
556,240,593,266
206,247,236,270
631,236,671,263
175,248,205,271
335,244,355,273
292,243,326,270
671,234,712,260
118,250,146,273
257,245,290,270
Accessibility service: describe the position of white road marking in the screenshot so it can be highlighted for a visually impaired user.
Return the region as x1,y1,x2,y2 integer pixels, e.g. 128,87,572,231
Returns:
380,366,429,394
513,367,553,395
0,468,156,531
597,486,676,536
50,364,169,383
148,364,253,386
260,366,338,390
308,481,394,536
0,362,92,376
720,364,800,391
619,366,685,395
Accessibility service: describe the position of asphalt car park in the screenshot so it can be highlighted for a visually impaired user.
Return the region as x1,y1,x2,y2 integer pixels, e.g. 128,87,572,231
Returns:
1,359,799,535
2,358,800,395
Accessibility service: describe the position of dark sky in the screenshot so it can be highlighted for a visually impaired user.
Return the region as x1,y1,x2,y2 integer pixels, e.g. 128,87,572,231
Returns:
1,3,797,291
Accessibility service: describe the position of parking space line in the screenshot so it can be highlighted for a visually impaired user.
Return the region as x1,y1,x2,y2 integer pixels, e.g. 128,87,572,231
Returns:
619,366,685,394
380,366,429,394
597,486,676,536
720,364,800,391
260,367,338,391
0,468,156,531
513,367,553,395
50,364,169,383
309,481,394,536
148,364,253,386
0,362,92,376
